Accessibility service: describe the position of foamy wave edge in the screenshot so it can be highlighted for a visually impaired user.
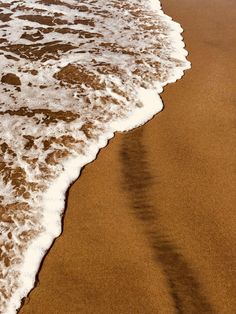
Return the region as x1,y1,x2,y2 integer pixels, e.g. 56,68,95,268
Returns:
6,1,191,313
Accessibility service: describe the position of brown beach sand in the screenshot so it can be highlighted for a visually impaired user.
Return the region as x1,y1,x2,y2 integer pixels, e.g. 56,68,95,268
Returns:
20,0,236,313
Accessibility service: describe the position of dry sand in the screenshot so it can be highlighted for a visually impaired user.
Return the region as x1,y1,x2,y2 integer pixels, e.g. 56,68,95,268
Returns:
19,0,236,313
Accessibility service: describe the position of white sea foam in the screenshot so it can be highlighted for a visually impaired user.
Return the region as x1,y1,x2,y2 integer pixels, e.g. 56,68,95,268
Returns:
0,0,190,312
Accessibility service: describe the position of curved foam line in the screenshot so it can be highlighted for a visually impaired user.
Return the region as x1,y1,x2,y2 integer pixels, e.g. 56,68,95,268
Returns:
5,1,191,313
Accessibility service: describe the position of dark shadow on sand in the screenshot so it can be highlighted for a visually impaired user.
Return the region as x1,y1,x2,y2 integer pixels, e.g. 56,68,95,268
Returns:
120,127,214,314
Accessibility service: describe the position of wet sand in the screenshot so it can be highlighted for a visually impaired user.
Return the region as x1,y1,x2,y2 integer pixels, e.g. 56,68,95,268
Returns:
19,0,236,313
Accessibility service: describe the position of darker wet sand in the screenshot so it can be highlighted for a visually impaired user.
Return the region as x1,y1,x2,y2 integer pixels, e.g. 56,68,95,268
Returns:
19,0,236,313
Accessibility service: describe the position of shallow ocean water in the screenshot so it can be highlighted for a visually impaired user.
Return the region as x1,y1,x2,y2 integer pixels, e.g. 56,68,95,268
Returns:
0,0,190,312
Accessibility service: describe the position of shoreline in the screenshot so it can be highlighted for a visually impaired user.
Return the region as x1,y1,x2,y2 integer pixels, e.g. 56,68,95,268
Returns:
20,0,236,313
0,1,190,313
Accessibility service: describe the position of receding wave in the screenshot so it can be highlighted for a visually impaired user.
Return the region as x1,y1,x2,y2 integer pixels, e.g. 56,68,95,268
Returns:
0,0,190,312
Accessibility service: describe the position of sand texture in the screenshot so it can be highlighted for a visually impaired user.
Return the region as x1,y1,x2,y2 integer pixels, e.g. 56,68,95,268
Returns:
19,0,236,313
